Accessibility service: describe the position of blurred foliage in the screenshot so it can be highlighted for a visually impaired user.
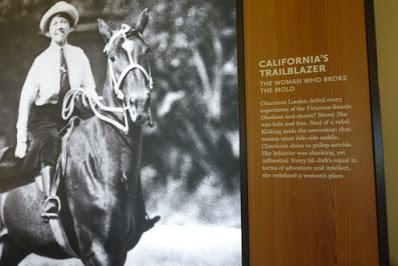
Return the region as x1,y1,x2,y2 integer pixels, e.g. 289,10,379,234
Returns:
142,0,240,193
0,0,241,224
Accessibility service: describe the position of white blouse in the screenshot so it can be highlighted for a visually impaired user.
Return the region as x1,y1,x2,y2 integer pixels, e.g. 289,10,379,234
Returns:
16,42,96,143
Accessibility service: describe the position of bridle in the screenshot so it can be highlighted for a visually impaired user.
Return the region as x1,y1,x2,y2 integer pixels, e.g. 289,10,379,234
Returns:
103,24,153,100
62,24,154,134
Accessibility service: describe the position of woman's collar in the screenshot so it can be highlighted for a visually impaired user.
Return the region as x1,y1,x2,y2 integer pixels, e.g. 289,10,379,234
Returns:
49,41,70,51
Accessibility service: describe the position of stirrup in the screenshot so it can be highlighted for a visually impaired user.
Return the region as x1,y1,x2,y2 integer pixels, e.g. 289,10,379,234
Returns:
41,196,61,222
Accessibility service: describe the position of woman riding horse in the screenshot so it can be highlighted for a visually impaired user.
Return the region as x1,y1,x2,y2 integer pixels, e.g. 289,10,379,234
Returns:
0,1,158,227
0,8,159,265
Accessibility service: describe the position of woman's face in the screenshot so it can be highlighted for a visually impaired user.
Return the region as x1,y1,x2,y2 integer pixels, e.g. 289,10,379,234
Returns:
48,15,71,46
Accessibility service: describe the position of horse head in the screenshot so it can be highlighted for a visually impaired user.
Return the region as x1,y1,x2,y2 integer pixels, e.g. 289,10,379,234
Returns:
98,9,153,127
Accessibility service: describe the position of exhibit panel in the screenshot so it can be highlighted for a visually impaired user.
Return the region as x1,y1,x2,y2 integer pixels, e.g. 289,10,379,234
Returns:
243,0,387,265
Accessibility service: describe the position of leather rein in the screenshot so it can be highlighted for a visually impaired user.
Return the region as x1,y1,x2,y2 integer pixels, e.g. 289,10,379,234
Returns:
62,24,153,134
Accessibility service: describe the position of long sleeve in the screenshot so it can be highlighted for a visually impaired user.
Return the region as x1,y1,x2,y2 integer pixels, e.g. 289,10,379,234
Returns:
16,59,39,143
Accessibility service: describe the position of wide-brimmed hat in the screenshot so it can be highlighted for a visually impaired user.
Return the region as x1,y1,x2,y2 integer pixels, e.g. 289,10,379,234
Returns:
39,1,79,37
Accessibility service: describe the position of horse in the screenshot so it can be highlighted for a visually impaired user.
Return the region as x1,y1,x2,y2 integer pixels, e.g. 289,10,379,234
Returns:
0,9,154,266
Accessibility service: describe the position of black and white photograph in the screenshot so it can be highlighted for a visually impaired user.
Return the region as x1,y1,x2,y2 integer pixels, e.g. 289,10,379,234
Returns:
0,0,243,265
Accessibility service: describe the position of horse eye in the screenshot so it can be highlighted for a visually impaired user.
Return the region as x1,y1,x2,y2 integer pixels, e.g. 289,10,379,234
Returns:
110,56,116,62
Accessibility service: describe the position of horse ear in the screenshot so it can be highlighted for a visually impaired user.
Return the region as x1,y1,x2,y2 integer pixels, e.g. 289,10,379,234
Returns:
98,18,112,42
135,9,148,33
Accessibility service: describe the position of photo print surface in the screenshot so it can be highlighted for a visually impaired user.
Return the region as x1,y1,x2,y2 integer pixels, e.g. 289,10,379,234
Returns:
0,0,243,265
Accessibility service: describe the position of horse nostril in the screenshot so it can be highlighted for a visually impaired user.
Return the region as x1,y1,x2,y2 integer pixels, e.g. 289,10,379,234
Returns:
135,114,146,124
129,98,138,107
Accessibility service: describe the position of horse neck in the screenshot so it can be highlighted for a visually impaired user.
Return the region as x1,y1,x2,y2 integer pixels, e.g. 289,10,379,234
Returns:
108,122,144,176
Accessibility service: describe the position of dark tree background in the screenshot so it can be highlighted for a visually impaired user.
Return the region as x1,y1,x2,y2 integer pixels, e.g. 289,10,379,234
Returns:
0,0,241,226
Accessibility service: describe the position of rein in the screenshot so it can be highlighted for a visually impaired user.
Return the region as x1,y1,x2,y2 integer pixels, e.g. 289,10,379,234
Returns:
62,24,153,134
62,89,131,133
